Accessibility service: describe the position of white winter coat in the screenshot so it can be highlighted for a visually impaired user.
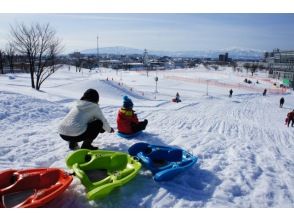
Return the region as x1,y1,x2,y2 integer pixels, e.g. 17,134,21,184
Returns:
58,100,112,136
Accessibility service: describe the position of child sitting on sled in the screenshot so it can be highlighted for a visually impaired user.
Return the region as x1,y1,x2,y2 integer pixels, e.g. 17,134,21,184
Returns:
172,92,181,103
117,96,148,134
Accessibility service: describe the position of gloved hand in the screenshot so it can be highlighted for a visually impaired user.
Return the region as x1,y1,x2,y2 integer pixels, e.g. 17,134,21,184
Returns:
110,128,115,133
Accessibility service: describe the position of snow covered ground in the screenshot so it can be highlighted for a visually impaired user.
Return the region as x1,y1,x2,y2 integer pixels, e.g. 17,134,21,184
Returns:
0,65,294,208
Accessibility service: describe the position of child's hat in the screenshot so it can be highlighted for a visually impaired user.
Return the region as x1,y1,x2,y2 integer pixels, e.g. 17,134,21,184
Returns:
123,96,133,108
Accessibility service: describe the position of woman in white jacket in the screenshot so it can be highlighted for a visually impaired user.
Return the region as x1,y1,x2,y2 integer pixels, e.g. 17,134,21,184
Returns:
58,89,114,150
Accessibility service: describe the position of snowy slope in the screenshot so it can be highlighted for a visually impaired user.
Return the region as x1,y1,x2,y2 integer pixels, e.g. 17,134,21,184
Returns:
0,66,294,207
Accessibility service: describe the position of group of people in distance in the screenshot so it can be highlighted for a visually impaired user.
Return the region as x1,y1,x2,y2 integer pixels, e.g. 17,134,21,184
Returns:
229,90,293,127
58,89,148,150
228,88,267,98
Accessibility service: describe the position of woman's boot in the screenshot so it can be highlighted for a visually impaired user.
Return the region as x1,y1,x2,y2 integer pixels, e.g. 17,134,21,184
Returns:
69,142,79,150
81,140,98,150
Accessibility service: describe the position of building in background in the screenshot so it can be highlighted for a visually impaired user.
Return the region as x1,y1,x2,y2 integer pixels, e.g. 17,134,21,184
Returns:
266,49,294,88
218,52,231,63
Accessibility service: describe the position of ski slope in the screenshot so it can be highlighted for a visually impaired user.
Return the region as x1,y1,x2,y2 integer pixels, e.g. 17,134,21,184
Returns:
0,66,294,207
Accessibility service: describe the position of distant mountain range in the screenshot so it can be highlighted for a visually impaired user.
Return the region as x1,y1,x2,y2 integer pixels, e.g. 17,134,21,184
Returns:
81,46,265,60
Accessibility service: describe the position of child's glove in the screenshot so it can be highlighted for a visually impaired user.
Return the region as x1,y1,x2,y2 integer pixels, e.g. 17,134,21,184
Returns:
110,128,115,133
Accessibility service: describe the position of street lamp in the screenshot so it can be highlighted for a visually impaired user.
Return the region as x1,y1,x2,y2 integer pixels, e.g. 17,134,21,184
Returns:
155,76,158,93
154,76,159,100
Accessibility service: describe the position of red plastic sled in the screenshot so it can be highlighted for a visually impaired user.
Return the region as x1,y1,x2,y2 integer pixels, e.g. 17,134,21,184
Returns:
0,168,73,208
172,98,181,103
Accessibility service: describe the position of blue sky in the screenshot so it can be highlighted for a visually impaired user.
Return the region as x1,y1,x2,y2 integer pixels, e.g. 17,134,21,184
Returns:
0,13,294,53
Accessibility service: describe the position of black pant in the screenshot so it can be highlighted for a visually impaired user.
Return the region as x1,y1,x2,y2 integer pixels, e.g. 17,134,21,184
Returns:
60,119,105,142
287,119,294,127
131,119,148,133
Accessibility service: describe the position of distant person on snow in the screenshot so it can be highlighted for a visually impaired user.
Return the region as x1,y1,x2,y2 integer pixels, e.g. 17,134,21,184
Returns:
229,89,233,97
263,89,267,96
280,97,285,108
172,92,181,103
175,92,182,103
117,96,148,134
285,109,294,127
58,89,114,150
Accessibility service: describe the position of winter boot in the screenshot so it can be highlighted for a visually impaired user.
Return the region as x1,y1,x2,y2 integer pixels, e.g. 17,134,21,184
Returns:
69,142,79,150
81,140,98,150
143,119,148,129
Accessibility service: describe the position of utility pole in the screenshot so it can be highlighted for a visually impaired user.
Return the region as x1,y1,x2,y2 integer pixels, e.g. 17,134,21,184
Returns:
97,35,99,68
143,49,149,77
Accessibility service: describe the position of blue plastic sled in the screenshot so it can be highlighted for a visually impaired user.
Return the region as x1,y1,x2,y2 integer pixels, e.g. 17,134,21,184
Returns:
128,142,197,182
117,131,142,139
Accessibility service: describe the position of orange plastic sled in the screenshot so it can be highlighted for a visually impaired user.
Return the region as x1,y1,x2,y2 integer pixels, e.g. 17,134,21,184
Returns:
0,168,73,208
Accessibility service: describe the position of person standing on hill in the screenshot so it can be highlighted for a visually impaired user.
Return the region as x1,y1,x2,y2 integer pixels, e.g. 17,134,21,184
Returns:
58,89,114,150
285,109,294,127
280,97,285,108
263,89,267,96
229,89,233,97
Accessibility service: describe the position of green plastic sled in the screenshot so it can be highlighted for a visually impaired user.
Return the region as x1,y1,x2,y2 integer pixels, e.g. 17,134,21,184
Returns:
66,149,141,200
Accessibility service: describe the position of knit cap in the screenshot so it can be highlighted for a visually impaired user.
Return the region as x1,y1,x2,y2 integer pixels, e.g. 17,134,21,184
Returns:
123,96,133,109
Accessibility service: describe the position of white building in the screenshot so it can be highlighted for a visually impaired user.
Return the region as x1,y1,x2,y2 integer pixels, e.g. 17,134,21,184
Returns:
267,49,294,88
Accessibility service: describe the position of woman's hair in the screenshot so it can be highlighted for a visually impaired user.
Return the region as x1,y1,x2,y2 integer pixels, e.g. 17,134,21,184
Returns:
80,89,99,103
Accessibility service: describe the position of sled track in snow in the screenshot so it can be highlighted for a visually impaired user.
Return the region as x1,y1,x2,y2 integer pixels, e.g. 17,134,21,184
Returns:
140,94,294,207
101,80,149,100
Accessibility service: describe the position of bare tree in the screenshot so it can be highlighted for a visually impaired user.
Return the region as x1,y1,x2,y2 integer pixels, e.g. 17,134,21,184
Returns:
36,37,63,89
10,23,63,90
5,43,15,73
243,63,250,73
0,49,4,74
231,61,238,72
72,52,82,72
10,23,38,88
250,64,258,76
